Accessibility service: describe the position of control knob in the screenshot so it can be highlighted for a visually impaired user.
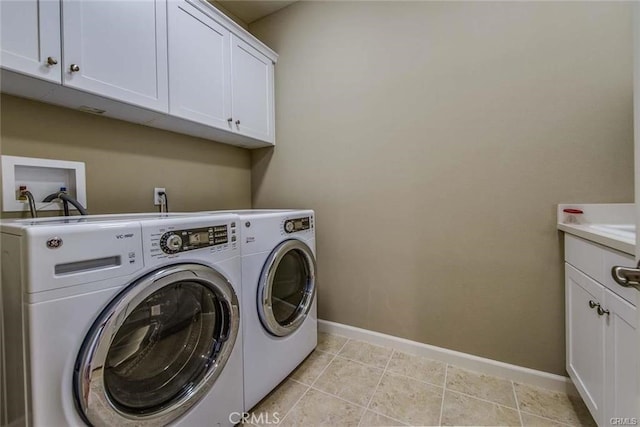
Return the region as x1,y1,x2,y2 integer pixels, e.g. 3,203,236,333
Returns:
284,221,294,233
161,233,183,253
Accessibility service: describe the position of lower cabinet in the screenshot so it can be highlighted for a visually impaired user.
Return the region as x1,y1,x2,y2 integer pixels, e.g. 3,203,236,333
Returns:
565,236,638,426
565,263,606,423
604,287,637,422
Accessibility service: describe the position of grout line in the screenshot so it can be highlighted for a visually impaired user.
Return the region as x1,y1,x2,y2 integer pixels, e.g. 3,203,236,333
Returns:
310,384,368,406
444,388,520,410
308,337,349,388
287,377,307,386
364,408,411,426
358,349,395,427
438,364,449,426
512,380,524,427
332,352,445,388
310,385,371,410
519,410,575,427
272,382,311,425
298,334,544,426
312,338,409,426
332,353,387,371
328,336,351,362
278,337,351,424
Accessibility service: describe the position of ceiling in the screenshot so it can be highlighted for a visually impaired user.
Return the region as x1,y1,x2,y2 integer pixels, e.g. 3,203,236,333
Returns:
215,1,297,24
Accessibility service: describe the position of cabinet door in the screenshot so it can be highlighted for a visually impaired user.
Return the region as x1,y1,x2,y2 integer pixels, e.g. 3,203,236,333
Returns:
604,288,637,422
61,0,168,112
0,0,61,83
168,0,231,129
565,264,605,425
231,35,274,143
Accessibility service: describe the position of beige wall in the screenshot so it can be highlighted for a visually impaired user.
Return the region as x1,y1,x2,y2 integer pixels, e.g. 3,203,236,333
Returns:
250,1,634,375
1,94,251,218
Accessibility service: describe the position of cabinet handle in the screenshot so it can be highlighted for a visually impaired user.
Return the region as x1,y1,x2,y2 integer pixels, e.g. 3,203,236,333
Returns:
227,118,233,123
235,120,240,126
596,305,610,316
70,64,80,73
588,300,598,309
46,57,58,66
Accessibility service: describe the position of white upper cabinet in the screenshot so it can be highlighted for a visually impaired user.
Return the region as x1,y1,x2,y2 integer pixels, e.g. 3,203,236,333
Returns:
231,35,275,143
61,0,169,112
168,1,276,145
0,0,277,148
168,0,232,130
0,0,61,83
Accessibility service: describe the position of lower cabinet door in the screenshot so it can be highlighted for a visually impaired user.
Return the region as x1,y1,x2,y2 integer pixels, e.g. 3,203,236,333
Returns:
604,288,638,423
565,263,605,425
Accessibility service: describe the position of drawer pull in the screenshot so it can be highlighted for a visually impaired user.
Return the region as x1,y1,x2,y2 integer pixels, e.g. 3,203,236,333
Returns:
611,263,640,291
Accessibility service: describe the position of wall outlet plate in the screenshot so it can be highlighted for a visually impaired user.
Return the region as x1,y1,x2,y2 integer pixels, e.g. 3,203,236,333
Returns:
154,187,166,206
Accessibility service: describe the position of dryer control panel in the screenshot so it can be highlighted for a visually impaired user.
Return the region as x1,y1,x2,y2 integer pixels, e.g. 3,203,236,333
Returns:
160,225,229,254
284,216,312,234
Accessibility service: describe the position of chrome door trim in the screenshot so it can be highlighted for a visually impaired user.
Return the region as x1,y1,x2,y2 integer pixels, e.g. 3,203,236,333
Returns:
257,239,316,337
74,263,240,426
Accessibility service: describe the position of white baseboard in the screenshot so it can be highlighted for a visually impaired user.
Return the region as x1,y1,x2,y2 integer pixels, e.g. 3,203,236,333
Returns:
318,319,577,396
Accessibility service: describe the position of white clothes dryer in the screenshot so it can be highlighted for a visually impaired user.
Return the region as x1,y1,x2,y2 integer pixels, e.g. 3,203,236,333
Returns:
1,213,243,427
205,210,318,410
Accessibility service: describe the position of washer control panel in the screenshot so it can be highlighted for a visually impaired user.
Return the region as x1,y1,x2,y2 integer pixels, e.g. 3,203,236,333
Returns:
160,225,229,254
284,216,312,234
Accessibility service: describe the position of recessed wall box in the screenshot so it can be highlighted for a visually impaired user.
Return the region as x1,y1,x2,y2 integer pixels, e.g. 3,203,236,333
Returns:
2,155,87,213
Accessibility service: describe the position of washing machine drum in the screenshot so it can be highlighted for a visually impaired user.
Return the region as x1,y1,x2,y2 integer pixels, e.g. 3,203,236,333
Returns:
258,239,317,337
74,263,239,426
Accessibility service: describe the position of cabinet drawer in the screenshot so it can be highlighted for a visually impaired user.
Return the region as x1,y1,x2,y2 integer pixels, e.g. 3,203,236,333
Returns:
565,234,636,306
565,234,603,282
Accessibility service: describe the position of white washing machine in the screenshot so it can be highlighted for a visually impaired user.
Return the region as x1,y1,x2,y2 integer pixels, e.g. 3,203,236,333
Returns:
206,210,318,410
1,213,243,427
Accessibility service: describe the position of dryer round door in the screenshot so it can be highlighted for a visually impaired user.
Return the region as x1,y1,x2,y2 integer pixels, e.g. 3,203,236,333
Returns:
258,239,316,337
74,263,239,426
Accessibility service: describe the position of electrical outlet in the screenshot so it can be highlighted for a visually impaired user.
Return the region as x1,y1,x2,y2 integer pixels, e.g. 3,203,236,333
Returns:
153,187,166,206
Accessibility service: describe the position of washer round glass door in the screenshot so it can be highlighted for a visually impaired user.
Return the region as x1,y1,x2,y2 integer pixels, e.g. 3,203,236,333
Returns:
74,264,239,426
258,239,316,337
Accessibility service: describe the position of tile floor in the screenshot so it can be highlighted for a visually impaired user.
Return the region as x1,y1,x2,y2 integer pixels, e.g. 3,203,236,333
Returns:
247,333,595,426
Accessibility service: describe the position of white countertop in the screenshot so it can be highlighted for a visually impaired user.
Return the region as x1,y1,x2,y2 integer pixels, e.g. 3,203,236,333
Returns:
557,203,635,256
